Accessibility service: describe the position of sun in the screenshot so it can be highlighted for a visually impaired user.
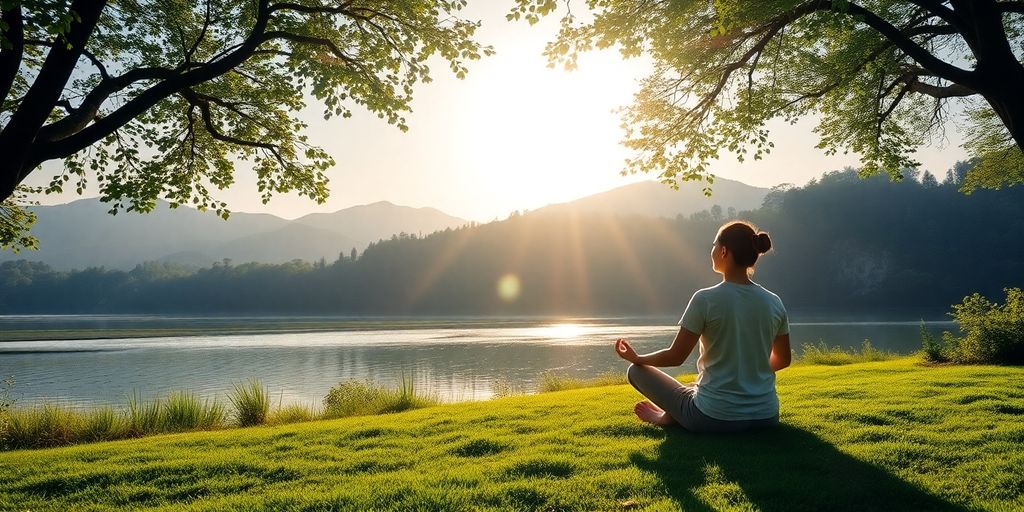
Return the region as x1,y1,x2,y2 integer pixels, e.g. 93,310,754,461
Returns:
452,43,651,213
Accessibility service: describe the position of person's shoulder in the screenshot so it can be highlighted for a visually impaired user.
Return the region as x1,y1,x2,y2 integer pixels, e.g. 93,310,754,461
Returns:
754,283,786,306
693,283,725,298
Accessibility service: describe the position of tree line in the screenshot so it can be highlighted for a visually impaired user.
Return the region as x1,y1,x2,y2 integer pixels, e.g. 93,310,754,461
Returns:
1,163,1021,317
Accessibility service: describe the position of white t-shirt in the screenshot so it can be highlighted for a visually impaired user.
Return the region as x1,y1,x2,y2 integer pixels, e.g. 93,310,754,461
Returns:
677,280,789,421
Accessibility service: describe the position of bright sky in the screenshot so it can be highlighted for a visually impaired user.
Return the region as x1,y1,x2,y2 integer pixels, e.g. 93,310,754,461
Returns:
27,3,969,222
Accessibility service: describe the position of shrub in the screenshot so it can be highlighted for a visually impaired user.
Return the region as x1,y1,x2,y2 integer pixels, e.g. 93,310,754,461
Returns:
800,340,898,366
920,321,945,362
937,288,1024,364
228,379,270,427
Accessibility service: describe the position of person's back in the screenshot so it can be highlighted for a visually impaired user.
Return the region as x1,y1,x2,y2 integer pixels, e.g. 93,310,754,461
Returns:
682,281,788,421
614,220,791,432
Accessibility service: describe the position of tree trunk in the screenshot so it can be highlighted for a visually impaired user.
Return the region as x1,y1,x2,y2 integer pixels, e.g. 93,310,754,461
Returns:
981,68,1024,153
0,0,106,204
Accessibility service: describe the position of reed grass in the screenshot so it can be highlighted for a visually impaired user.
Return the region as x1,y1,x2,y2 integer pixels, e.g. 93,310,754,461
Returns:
163,391,225,431
268,403,317,425
490,377,527,398
81,406,128,442
127,392,163,436
322,373,439,418
799,339,899,365
538,371,626,393
228,379,270,427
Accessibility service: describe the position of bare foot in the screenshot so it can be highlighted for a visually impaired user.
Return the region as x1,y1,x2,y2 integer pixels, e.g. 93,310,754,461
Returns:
634,401,676,426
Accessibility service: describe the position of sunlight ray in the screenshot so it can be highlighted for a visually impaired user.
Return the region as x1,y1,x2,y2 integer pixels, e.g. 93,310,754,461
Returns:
404,227,475,308
601,214,662,311
566,210,592,314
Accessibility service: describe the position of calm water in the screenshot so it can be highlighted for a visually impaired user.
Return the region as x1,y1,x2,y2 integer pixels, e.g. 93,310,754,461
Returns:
0,315,956,408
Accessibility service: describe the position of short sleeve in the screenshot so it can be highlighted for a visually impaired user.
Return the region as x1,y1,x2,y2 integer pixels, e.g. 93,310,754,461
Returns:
777,308,790,336
677,292,705,334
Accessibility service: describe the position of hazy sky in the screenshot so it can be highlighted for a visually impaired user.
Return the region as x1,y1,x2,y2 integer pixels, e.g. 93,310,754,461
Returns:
28,3,969,222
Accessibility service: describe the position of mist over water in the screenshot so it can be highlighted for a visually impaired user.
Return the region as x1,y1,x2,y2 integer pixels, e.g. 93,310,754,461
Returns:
0,316,954,408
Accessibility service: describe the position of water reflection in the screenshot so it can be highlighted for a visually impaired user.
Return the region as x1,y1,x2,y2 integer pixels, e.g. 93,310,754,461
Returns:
0,317,955,408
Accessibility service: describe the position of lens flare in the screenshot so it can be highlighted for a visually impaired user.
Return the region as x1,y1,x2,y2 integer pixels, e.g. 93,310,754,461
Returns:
496,273,521,302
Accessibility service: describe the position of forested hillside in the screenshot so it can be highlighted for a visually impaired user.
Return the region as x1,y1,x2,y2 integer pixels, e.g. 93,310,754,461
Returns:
2,166,1019,317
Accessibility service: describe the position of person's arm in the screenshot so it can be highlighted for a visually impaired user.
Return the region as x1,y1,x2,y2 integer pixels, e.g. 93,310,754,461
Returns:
616,327,700,367
769,333,791,372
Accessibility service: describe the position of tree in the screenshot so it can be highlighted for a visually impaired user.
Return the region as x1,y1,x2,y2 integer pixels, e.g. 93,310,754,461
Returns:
0,0,490,249
921,170,939,186
511,1,1024,193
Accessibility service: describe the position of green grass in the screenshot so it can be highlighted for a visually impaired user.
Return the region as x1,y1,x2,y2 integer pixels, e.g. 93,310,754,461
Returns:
799,339,900,365
1,358,1021,511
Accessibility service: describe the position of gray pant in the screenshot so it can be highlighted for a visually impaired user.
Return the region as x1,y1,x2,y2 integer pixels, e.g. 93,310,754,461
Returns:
626,363,779,433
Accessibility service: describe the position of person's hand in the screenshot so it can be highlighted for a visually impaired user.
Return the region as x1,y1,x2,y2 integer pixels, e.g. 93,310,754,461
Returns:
615,338,640,363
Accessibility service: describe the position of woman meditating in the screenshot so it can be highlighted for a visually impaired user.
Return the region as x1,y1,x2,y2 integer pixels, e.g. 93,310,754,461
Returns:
614,221,791,432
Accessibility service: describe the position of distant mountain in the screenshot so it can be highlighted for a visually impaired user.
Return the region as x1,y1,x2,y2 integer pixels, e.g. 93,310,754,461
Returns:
539,178,769,218
295,201,469,242
1,198,469,270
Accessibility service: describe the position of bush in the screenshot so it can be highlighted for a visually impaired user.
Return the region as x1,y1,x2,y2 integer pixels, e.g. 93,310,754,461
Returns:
228,379,270,427
920,322,944,362
800,339,898,366
935,288,1024,364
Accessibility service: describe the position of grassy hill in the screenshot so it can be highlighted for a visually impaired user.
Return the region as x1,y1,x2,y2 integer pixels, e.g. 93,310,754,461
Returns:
1,358,1022,511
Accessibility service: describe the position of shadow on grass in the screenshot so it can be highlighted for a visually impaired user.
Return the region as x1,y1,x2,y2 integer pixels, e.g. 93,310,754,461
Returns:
632,424,964,512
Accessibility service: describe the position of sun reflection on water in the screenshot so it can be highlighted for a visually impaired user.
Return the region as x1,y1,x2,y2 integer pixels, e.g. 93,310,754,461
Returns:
535,322,587,339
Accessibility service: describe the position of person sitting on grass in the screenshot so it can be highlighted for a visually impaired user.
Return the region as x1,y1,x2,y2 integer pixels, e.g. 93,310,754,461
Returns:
614,220,791,432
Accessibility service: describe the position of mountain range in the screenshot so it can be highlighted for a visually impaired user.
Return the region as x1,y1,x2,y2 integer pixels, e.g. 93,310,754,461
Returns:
2,177,769,270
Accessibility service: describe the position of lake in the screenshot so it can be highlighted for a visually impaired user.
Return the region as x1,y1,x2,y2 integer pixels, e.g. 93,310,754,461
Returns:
0,315,956,408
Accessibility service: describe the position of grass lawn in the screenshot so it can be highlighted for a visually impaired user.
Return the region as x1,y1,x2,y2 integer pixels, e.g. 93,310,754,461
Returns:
1,357,1022,511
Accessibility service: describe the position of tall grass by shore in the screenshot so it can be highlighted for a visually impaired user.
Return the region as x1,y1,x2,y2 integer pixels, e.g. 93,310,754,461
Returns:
2,343,906,451
799,339,899,365
0,374,443,451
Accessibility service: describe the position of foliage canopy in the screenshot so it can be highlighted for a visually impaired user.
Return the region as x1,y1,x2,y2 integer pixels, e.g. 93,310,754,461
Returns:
0,0,490,249
511,0,1024,195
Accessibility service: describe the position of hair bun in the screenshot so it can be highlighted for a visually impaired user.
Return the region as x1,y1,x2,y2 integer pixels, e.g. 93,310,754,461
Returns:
753,232,772,254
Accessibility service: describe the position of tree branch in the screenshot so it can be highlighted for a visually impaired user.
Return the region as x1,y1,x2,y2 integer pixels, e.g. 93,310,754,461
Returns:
904,0,970,33
184,0,212,63
1,0,108,191
907,80,977,98
30,0,275,166
37,66,178,142
843,1,979,88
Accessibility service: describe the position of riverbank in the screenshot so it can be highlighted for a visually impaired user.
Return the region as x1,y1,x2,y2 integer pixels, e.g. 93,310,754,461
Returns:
1,357,1021,511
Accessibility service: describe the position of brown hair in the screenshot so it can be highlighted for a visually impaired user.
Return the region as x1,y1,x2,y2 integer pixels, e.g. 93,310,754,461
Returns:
716,221,772,269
